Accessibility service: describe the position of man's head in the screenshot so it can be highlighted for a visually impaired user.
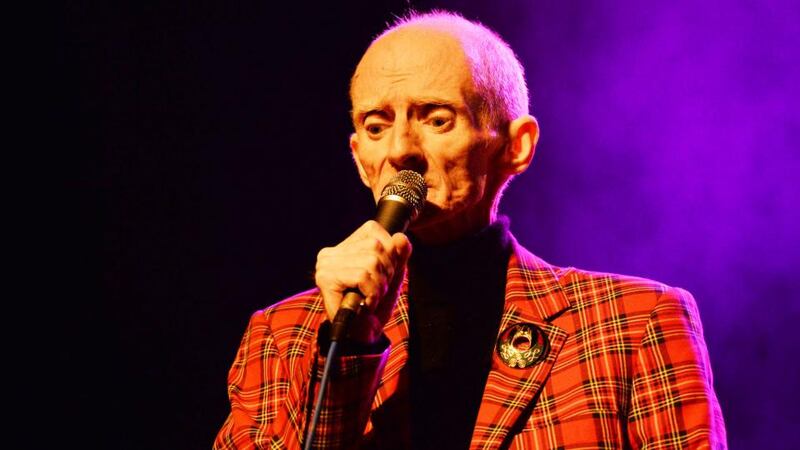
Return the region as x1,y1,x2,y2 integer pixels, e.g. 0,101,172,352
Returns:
349,11,539,244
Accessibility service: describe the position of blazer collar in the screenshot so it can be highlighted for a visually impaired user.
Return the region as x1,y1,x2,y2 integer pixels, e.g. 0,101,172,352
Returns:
469,238,572,449
378,237,572,449
503,236,572,321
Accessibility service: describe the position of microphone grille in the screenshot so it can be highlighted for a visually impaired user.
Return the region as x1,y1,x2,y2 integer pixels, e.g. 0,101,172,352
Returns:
380,170,428,218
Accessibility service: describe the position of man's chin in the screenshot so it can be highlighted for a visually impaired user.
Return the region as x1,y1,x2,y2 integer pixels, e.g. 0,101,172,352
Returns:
406,204,467,244
407,201,494,245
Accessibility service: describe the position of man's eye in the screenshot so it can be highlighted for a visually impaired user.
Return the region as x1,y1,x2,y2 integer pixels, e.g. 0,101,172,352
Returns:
428,116,452,129
366,124,384,135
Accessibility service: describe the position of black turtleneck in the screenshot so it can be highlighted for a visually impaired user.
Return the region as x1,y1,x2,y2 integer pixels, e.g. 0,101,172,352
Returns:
406,216,512,449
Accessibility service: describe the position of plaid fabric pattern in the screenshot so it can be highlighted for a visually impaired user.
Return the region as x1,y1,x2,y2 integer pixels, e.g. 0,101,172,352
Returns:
214,239,726,449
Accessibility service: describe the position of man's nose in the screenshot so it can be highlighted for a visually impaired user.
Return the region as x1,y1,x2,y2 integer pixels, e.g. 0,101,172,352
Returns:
387,118,426,173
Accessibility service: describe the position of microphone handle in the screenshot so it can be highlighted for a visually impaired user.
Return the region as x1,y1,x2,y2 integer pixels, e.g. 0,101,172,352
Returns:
329,196,413,342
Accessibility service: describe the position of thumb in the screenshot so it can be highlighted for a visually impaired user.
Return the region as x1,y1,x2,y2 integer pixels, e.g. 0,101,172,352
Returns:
373,233,412,323
393,232,412,266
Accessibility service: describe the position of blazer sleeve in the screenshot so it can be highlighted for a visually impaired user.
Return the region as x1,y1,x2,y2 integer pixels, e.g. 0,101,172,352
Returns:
213,310,389,450
627,287,727,449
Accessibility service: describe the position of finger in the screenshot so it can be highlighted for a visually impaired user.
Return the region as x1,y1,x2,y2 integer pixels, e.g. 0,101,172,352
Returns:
315,275,387,319
392,232,412,266
315,221,401,322
343,220,394,249
343,233,409,318
317,251,391,293
374,233,412,323
318,239,396,282
319,287,341,321
316,261,388,316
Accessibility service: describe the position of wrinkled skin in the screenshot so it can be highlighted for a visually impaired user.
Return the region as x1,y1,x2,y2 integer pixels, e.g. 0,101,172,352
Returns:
315,25,538,343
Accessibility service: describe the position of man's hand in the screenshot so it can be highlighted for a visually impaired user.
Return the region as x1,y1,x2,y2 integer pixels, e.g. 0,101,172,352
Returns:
315,220,412,345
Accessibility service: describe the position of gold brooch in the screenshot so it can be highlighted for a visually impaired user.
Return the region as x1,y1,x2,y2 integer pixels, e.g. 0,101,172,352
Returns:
496,323,548,369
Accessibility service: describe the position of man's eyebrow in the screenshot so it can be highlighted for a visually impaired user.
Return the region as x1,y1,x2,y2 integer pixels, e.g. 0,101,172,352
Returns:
412,97,457,107
352,98,462,124
353,107,389,125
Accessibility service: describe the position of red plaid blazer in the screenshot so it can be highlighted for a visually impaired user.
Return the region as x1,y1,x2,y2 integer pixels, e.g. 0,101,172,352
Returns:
214,240,726,449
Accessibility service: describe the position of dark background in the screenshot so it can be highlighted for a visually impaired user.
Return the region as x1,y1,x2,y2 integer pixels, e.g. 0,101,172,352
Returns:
80,2,429,447
75,0,798,448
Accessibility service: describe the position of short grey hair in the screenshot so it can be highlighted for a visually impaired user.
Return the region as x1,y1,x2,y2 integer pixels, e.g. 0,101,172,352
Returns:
361,10,529,133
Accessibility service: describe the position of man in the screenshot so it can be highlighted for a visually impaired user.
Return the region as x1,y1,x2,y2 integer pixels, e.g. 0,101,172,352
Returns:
214,11,726,449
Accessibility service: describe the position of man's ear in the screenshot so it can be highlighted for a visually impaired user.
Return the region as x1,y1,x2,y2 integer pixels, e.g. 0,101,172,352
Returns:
503,115,539,175
349,133,371,188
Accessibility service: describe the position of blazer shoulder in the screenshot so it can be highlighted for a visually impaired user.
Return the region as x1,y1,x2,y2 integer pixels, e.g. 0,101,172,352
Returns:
247,288,326,352
254,287,324,325
557,265,691,315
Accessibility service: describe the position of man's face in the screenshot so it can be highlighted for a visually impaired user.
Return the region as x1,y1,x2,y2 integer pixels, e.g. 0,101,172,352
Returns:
349,27,507,244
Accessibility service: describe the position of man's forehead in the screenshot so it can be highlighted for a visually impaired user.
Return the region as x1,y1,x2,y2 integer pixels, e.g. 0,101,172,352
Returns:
364,27,463,61
350,26,476,106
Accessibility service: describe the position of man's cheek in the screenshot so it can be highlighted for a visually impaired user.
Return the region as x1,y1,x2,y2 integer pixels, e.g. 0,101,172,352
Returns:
360,162,378,182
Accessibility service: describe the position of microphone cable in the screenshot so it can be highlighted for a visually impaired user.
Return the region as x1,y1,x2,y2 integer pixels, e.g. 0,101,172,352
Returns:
303,340,339,450
302,170,426,449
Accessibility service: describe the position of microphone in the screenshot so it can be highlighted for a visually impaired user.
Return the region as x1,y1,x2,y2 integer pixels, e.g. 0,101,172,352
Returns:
329,170,427,342
306,171,426,449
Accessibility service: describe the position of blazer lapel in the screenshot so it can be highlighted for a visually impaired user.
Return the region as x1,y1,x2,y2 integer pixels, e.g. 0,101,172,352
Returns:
470,242,572,449
376,287,411,402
